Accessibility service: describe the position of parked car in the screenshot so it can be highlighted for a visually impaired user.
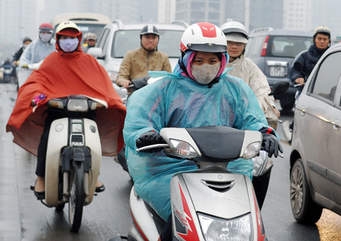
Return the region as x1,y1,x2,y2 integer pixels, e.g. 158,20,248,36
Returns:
245,28,313,113
88,20,187,83
289,43,341,224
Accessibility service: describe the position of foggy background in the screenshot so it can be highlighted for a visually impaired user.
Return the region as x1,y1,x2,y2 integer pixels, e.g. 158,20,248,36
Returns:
0,0,340,62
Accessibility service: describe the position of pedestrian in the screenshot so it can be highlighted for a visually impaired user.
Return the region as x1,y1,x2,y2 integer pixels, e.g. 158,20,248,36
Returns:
6,21,126,200
116,24,172,90
221,20,281,209
19,23,55,70
123,22,282,240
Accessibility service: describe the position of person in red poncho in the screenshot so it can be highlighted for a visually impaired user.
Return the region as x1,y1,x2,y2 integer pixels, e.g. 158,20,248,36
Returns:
6,21,126,199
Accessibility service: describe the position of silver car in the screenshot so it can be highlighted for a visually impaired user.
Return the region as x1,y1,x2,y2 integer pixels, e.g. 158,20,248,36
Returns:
289,43,341,224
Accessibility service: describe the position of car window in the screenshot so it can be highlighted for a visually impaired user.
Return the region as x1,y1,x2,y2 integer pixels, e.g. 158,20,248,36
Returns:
309,51,341,102
97,28,110,48
268,36,312,58
78,24,107,39
111,29,183,58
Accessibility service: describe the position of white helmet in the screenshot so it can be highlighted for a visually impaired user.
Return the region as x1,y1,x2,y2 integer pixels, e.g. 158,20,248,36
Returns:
220,20,248,44
180,22,227,53
313,25,331,39
56,21,80,34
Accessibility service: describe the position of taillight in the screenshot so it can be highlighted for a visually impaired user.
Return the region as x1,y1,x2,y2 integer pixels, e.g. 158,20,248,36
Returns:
261,35,270,56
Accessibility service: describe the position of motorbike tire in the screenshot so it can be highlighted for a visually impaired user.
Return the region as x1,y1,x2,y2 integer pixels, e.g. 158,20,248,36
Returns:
69,163,85,232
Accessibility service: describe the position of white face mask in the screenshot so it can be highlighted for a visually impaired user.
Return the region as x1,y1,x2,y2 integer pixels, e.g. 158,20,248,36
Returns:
191,63,220,85
39,32,53,43
59,38,79,52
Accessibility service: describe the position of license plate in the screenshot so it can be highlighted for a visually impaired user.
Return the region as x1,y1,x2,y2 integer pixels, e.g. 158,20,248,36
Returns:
269,66,286,77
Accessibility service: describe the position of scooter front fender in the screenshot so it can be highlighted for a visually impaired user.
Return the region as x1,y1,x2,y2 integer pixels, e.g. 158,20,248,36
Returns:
45,118,102,206
170,172,264,241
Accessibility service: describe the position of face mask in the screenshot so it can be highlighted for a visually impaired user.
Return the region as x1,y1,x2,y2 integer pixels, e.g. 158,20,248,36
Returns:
59,38,79,52
39,32,52,43
191,63,220,85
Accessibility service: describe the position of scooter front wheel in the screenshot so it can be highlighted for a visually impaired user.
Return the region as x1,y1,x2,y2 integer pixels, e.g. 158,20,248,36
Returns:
69,163,85,232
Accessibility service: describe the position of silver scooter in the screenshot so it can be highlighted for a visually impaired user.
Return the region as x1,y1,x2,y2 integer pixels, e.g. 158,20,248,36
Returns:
36,95,106,232
120,126,268,241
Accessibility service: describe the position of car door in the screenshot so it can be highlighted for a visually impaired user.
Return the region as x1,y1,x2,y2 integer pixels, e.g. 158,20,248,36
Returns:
295,50,341,205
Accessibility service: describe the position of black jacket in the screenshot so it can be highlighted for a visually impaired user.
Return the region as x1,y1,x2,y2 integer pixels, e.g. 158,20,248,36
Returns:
290,44,328,84
12,47,25,62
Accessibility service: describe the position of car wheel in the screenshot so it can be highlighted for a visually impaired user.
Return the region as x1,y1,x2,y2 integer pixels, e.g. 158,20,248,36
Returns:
290,159,322,224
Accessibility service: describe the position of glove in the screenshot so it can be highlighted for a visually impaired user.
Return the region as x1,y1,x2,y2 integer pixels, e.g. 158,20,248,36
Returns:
21,64,29,69
131,75,149,91
31,94,47,107
261,133,283,158
136,130,166,151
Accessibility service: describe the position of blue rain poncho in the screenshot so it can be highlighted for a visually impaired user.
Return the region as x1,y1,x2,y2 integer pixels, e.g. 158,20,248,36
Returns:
123,58,269,221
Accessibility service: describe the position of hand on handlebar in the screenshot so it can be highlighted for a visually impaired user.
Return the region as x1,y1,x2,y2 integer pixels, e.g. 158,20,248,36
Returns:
117,79,132,88
31,93,47,107
136,130,166,152
21,64,30,69
261,133,283,158
295,77,305,86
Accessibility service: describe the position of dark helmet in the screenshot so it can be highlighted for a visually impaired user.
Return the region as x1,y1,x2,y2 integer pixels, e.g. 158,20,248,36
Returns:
22,36,32,43
140,24,159,37
39,22,53,33
313,25,331,39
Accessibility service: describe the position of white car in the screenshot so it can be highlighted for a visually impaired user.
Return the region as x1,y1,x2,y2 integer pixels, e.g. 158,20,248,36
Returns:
88,20,186,83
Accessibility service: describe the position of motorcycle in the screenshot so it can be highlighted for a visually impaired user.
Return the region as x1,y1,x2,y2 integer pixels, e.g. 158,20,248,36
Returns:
112,126,268,241
32,95,105,232
1,60,14,83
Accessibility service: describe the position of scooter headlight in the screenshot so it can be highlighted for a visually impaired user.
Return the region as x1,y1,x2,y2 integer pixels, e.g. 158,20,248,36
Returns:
67,98,89,112
242,141,261,159
198,213,252,241
165,139,199,159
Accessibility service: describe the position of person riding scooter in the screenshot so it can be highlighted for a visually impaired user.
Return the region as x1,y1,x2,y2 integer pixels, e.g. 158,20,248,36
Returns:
6,20,126,200
123,22,282,240
221,20,281,209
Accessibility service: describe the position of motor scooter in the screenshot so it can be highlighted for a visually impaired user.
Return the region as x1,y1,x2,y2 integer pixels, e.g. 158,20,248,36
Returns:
33,95,105,232
1,60,14,83
113,126,268,241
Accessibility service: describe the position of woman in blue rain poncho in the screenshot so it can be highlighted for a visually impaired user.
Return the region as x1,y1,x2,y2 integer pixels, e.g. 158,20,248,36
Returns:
123,22,282,223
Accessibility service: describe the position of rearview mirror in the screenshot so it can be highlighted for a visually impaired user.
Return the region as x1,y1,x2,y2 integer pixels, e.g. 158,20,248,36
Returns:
87,47,104,58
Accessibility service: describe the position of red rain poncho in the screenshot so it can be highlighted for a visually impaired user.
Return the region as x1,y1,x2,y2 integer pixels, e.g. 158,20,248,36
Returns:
6,36,126,156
